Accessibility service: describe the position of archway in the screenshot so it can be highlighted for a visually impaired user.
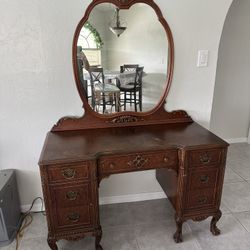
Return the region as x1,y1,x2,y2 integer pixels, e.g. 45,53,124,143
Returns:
210,0,250,143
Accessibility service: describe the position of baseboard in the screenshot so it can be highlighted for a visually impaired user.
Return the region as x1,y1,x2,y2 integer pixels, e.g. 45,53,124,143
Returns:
99,191,167,205
225,137,248,144
20,192,167,212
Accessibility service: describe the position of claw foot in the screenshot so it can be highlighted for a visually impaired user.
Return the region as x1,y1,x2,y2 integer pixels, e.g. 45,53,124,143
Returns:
210,210,222,236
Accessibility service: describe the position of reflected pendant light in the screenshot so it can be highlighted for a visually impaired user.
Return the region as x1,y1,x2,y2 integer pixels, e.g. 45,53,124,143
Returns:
109,8,126,37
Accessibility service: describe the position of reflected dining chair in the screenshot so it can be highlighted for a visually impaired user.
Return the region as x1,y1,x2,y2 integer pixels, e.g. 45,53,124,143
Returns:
118,66,144,112
88,67,118,114
120,64,139,74
77,58,88,99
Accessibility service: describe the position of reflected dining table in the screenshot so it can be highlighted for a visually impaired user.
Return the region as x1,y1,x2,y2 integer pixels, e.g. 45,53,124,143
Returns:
84,70,137,113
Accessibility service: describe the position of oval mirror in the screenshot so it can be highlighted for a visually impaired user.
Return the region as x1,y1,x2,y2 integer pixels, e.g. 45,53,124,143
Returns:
74,1,172,115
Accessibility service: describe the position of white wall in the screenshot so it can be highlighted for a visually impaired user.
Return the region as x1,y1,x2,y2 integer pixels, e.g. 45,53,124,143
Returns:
0,0,233,207
210,0,250,141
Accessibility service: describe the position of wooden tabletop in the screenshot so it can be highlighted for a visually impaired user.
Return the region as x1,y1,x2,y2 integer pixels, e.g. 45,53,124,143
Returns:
39,122,228,165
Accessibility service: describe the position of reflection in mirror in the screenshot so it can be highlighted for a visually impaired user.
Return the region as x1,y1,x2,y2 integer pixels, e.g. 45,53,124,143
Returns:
77,3,169,114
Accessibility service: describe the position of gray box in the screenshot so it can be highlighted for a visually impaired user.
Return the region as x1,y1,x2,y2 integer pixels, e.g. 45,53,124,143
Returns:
0,169,22,247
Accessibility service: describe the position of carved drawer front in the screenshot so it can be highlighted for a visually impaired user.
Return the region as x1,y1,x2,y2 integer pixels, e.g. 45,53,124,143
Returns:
51,183,91,208
99,150,178,174
55,205,93,229
186,188,216,209
189,149,222,167
188,168,219,190
48,163,89,183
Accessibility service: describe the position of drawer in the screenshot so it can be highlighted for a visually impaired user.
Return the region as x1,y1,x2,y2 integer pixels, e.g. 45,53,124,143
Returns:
99,150,178,174
189,149,222,167
188,168,219,190
48,163,89,183
51,183,91,208
186,188,216,209
55,205,93,229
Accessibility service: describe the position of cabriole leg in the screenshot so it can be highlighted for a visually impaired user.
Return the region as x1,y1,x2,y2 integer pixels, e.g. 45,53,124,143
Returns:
47,236,58,250
210,210,222,236
173,215,183,243
95,228,103,250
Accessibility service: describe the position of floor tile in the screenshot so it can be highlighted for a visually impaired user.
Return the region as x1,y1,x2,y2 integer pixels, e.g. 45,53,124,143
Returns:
101,225,139,250
100,202,134,228
57,237,94,250
195,231,250,250
224,166,244,183
21,212,47,240
135,221,200,250
220,201,231,214
0,241,16,250
100,199,174,228
227,157,250,180
222,182,250,213
18,237,51,250
233,211,250,233
188,213,250,250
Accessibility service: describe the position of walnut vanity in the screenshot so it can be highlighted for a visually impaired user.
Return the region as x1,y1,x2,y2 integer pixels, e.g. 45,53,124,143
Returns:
38,0,228,249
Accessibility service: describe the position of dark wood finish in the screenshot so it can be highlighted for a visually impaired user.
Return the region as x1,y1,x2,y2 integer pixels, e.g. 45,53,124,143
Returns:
99,149,178,175
47,164,89,183
157,146,227,244
51,0,190,132
40,122,228,249
210,210,222,235
38,1,229,249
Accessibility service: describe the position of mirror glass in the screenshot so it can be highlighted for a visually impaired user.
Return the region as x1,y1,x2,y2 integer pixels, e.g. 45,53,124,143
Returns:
76,3,169,114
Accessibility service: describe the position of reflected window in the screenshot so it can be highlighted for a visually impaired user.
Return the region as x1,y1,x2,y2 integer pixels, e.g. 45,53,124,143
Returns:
77,22,103,66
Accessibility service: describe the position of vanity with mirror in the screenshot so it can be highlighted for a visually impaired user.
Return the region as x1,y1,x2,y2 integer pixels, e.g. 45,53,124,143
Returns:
39,0,228,249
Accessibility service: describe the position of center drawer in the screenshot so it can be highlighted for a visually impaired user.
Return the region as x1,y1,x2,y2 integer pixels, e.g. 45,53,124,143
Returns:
99,150,178,175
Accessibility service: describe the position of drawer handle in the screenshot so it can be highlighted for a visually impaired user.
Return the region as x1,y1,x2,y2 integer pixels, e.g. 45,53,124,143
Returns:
61,168,76,179
200,175,209,184
200,153,211,164
127,155,148,169
66,191,79,201
163,157,169,163
198,196,208,205
67,213,80,222
109,163,115,169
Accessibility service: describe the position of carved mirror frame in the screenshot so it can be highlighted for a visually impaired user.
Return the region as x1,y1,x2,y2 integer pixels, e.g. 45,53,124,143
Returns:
52,0,192,131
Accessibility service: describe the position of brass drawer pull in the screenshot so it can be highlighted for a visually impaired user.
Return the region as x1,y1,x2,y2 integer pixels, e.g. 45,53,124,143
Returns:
200,153,211,164
66,191,79,201
109,163,115,169
127,155,148,169
163,157,169,163
200,175,209,184
67,213,80,222
198,196,208,205
61,168,76,179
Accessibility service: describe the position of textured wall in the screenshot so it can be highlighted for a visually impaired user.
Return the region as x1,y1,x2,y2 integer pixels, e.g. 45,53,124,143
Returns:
210,0,250,140
0,0,233,207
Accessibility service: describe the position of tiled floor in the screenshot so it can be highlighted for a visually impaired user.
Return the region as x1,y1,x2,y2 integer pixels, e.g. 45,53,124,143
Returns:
2,143,250,250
